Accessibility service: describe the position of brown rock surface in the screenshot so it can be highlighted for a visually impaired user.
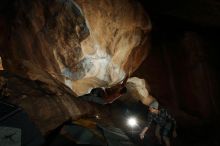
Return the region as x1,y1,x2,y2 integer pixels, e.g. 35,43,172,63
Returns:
0,70,105,135
0,57,3,70
0,0,151,95
0,0,151,136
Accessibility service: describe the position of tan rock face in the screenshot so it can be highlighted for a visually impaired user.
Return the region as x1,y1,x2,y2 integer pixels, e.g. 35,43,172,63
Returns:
0,57,3,70
0,0,152,135
0,0,151,95
74,0,151,94
120,77,155,105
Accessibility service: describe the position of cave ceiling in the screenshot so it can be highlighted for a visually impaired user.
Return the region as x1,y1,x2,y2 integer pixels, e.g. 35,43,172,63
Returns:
0,0,151,96
0,0,152,136
0,0,219,143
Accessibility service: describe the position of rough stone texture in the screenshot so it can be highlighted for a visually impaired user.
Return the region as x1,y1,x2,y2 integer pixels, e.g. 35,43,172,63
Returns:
0,0,151,95
0,69,152,137
120,77,155,105
0,57,3,70
0,70,105,135
74,0,151,93
0,0,151,136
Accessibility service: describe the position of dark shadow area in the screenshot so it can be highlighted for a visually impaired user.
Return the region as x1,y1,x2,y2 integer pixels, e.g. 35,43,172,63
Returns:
135,0,220,146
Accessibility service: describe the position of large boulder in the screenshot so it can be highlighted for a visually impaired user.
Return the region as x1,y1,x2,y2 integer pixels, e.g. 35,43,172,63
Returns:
0,0,151,95
0,0,151,135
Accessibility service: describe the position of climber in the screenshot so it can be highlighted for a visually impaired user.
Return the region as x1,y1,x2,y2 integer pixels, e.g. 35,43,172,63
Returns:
79,76,128,105
139,100,177,146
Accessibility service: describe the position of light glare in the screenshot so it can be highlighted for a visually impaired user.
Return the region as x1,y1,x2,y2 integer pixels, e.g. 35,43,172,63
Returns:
127,117,137,127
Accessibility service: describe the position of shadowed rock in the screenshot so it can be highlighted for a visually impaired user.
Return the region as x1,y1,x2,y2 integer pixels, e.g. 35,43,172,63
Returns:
0,0,151,137
0,0,151,95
